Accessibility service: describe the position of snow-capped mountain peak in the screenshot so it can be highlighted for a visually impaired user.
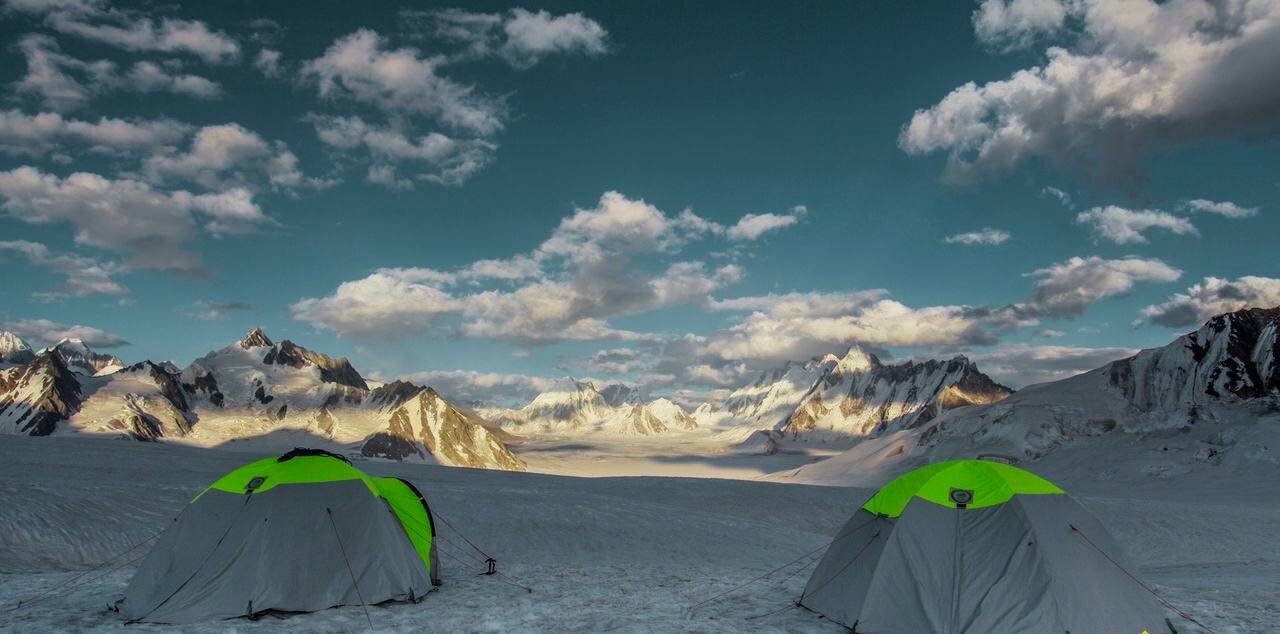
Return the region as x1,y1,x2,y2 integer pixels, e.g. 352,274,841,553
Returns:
239,327,274,349
0,350,82,435
520,378,609,428
778,352,1012,439
645,397,698,430
0,332,35,367
42,338,124,376
832,345,878,374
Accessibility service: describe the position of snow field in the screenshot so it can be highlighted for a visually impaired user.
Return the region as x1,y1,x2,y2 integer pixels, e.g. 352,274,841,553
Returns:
0,435,1275,633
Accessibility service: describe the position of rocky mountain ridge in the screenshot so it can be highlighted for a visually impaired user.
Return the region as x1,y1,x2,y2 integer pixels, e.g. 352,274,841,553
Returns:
779,306,1280,485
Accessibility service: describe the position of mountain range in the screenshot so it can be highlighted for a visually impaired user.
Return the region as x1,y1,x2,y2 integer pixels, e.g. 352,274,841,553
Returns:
701,347,1012,452
0,328,524,471
478,378,700,436
2,306,1277,480
0,334,123,375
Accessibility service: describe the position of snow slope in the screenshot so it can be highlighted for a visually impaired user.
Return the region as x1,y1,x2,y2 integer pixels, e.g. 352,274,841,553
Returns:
0,436,1272,633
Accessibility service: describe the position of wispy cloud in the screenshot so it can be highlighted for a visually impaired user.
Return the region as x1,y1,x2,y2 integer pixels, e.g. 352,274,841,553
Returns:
0,109,189,158
724,206,807,241
0,239,127,298
7,0,240,63
420,7,608,69
944,227,1010,246
12,35,223,111
1184,199,1260,219
185,300,253,321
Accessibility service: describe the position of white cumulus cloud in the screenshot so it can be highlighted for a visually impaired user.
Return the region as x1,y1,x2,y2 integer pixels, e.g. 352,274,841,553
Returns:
972,0,1068,50
0,166,274,272
303,29,505,136
1021,255,1182,317
292,192,785,344
902,0,1280,185
1140,275,1280,327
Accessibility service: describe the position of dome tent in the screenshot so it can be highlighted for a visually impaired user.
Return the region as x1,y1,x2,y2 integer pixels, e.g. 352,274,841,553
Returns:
800,459,1170,633
119,448,440,624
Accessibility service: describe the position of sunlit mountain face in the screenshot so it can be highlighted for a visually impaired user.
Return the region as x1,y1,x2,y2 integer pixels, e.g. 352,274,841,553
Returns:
1,0,1278,414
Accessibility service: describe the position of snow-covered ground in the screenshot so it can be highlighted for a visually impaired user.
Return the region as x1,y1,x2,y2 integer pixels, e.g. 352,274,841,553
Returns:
0,435,1275,633
512,432,841,478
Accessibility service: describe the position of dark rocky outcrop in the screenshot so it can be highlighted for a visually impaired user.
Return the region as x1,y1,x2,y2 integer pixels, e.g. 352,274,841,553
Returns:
240,328,274,349
369,380,426,409
263,339,368,390
183,370,224,407
1107,305,1280,410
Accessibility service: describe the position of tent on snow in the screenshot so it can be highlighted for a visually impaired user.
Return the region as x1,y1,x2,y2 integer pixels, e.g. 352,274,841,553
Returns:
800,459,1171,633
118,448,440,624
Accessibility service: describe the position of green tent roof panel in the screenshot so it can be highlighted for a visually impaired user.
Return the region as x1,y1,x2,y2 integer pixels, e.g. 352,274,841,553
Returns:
199,453,381,498
862,459,1064,517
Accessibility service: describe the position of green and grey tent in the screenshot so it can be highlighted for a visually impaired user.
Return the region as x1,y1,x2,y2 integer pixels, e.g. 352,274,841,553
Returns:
119,448,440,624
800,459,1170,633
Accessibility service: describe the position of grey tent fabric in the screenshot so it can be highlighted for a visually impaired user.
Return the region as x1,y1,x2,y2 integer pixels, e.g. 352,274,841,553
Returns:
801,510,893,624
801,495,1170,633
120,480,432,624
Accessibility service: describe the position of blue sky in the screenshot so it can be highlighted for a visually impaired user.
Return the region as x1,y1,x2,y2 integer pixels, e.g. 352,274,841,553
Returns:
2,0,1278,406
